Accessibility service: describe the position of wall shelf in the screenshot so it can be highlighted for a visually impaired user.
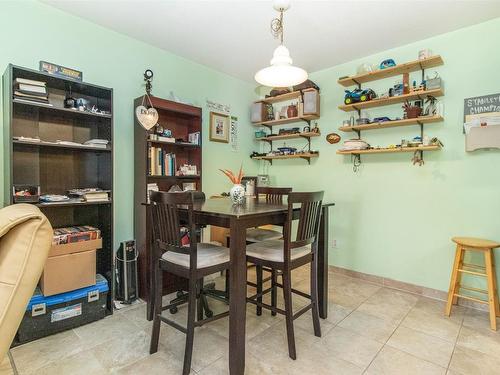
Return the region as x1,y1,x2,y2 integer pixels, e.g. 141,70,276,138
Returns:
339,115,443,132
339,88,443,112
337,55,443,87
255,88,318,104
252,114,319,127
257,131,320,143
336,145,441,155
251,152,319,164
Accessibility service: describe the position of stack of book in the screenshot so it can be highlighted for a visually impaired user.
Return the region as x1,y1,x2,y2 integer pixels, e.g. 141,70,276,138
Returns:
68,188,110,202
13,78,51,106
148,146,176,176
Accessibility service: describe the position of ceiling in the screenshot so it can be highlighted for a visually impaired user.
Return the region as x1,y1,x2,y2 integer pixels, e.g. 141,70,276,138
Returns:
43,0,500,83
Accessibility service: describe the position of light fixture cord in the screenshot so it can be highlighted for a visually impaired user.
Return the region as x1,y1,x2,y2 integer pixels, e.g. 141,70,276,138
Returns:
271,9,285,45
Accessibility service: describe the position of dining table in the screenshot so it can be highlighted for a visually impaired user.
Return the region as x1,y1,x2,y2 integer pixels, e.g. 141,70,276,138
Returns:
149,197,334,375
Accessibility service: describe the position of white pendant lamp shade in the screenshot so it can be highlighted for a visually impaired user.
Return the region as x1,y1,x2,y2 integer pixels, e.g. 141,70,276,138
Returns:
255,45,308,88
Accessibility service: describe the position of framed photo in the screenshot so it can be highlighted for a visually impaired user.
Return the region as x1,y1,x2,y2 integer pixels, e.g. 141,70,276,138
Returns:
209,112,229,143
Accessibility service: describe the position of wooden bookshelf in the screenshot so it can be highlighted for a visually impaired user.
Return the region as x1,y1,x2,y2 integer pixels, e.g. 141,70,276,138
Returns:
338,55,443,87
257,131,320,142
134,95,201,309
2,64,114,317
339,88,444,112
339,115,443,132
336,145,441,155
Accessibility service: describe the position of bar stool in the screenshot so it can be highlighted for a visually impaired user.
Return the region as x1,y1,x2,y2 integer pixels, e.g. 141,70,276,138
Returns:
445,236,500,330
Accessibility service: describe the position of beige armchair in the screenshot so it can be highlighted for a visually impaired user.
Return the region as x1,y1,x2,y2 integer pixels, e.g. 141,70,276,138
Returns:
0,204,52,375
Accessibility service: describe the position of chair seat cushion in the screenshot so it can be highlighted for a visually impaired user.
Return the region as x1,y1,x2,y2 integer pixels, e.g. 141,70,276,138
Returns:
162,243,229,269
246,240,311,263
246,227,283,242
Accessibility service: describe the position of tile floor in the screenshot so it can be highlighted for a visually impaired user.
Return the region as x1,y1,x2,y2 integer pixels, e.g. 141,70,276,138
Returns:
10,266,500,374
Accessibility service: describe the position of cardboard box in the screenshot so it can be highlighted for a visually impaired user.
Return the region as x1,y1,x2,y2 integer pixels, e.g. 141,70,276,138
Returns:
40,239,102,296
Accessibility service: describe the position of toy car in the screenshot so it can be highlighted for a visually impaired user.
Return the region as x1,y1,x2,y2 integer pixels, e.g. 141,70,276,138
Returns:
380,59,396,69
344,89,377,105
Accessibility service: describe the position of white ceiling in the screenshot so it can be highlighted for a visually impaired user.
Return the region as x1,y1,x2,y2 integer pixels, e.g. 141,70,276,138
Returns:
43,0,500,83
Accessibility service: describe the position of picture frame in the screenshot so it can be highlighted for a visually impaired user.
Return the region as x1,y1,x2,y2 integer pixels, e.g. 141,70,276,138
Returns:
209,111,230,143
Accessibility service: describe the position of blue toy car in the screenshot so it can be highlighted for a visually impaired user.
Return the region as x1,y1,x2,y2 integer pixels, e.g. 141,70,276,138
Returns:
344,88,377,105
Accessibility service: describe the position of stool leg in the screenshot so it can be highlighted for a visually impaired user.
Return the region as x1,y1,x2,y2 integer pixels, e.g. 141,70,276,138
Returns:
484,250,497,330
445,245,463,316
491,256,500,318
452,249,465,305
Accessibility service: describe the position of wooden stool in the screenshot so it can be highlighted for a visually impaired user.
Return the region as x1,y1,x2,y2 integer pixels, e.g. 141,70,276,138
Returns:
446,237,500,330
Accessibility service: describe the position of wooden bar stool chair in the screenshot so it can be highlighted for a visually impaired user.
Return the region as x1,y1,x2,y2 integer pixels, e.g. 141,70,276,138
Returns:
149,191,230,375
246,191,324,360
446,236,500,330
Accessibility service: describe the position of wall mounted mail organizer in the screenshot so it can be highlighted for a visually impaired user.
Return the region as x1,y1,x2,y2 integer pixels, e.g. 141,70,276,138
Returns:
463,93,500,151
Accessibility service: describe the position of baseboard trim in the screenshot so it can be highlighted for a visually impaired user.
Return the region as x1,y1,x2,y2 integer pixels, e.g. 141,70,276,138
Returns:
329,265,489,312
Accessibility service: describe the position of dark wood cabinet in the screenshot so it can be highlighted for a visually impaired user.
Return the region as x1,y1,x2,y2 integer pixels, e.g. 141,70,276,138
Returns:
2,64,114,313
133,95,202,306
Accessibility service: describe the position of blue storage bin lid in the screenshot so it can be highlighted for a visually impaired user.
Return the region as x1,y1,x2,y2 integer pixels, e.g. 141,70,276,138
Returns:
26,274,109,311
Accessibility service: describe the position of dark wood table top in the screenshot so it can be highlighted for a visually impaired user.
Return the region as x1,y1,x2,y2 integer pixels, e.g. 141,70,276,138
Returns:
191,197,334,219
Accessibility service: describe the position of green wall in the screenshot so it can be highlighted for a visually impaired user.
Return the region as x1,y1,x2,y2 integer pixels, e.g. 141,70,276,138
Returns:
1,1,499,293
258,17,500,292
0,1,258,246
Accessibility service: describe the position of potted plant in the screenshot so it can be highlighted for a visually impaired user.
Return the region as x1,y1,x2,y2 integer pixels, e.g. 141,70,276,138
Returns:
219,166,245,205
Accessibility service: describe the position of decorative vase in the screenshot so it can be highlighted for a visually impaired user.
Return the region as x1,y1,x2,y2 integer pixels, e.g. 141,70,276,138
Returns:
230,184,245,205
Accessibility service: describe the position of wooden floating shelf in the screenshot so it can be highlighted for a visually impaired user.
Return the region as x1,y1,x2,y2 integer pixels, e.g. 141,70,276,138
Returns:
251,153,319,162
337,55,444,87
13,99,112,119
339,115,443,132
338,88,444,112
253,114,319,127
13,139,111,152
336,145,442,155
257,131,321,142
255,88,318,104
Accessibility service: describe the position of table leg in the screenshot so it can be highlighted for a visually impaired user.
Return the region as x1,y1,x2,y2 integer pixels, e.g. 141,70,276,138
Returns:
318,206,329,319
229,218,247,374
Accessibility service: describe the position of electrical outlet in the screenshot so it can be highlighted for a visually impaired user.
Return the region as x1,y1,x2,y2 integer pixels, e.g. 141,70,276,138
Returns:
332,239,338,248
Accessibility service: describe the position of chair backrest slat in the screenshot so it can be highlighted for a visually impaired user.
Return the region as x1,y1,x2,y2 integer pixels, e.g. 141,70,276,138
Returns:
283,191,324,262
256,186,292,204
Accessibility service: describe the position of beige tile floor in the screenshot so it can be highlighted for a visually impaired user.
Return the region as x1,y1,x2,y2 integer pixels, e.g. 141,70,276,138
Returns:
10,266,500,374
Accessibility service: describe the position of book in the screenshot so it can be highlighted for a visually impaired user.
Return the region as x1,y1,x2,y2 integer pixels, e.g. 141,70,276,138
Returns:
15,78,46,87
17,83,47,94
15,89,48,97
13,97,53,106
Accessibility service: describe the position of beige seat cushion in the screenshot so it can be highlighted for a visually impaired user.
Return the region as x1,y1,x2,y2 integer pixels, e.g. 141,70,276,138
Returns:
162,243,229,269
246,240,311,262
246,228,282,243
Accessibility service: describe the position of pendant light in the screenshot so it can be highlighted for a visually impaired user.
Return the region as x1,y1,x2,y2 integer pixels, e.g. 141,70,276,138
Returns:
254,0,308,88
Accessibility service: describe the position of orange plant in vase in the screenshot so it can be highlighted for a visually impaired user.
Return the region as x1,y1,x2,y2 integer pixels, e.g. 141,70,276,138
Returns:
219,166,245,205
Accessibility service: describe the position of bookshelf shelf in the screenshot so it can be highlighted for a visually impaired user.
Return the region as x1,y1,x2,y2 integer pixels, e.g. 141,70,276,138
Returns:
35,200,112,208
13,139,112,152
13,98,112,119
